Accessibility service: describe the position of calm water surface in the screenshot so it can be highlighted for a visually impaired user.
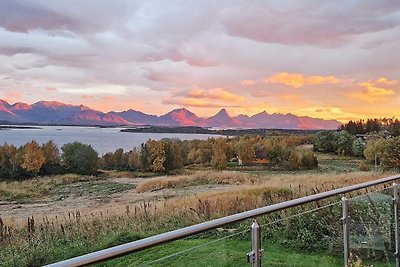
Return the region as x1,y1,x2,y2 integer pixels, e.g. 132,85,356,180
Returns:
0,126,220,154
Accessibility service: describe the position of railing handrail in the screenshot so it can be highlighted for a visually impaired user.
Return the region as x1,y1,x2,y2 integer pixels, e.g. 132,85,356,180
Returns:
45,173,400,267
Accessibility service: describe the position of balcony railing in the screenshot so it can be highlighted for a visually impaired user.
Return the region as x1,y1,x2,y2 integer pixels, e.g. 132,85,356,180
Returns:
45,174,400,267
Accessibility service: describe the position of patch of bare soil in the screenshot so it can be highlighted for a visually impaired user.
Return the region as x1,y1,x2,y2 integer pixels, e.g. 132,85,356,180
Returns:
0,177,241,226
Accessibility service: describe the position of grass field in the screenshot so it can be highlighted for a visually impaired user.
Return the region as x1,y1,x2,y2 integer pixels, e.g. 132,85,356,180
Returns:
54,236,392,267
0,151,396,266
99,239,345,267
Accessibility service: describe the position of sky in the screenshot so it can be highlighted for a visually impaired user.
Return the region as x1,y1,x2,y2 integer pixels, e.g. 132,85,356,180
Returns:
0,0,400,122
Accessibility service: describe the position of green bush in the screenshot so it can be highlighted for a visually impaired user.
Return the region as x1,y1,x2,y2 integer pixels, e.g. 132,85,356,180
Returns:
364,139,388,164
381,137,400,171
332,130,355,155
286,150,301,170
61,142,99,175
352,139,365,157
301,150,318,169
314,131,335,153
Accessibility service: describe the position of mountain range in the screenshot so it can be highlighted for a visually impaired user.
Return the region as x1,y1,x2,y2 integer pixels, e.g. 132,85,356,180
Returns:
0,99,341,130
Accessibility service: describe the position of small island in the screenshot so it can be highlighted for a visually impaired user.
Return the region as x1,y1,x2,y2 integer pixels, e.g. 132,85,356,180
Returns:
120,126,320,136
0,125,42,130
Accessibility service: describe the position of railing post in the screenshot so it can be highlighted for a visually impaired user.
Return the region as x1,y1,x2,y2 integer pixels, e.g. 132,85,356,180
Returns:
393,183,400,267
247,219,264,267
342,196,349,267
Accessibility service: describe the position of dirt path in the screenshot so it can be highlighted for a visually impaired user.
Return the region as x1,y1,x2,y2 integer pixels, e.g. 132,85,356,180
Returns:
0,177,241,225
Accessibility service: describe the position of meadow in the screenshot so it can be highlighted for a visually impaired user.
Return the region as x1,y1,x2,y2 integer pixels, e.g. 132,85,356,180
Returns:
0,149,395,266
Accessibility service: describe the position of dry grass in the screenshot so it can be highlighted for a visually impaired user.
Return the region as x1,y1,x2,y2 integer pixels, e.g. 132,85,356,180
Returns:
0,174,99,202
161,171,392,217
0,170,395,266
0,185,293,266
259,171,390,194
136,170,390,196
1,170,390,239
0,186,292,243
136,171,260,193
159,186,292,219
101,169,167,179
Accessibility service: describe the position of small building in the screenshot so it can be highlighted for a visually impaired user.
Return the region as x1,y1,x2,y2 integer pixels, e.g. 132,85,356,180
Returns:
238,156,271,166
356,131,392,142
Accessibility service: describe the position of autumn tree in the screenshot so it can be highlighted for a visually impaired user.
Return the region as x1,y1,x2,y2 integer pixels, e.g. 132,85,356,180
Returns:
42,140,60,165
287,150,301,170
364,139,388,164
100,148,130,170
187,140,213,165
380,137,400,171
145,140,166,172
41,140,61,174
300,150,318,169
164,140,183,171
128,148,141,170
262,137,285,165
21,141,46,175
100,152,115,169
113,148,129,169
187,148,202,164
178,140,191,165
211,138,227,170
0,144,17,169
236,138,256,163
0,143,18,178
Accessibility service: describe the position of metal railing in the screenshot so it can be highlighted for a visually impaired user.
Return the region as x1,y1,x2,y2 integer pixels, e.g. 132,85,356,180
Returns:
46,174,400,267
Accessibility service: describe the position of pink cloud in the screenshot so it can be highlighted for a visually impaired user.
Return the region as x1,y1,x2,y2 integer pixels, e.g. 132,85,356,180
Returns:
81,95,95,99
278,94,311,107
163,98,225,108
45,86,57,92
165,88,246,109
240,80,257,86
80,95,115,101
185,88,245,102
102,95,114,100
2,91,23,103
221,3,400,47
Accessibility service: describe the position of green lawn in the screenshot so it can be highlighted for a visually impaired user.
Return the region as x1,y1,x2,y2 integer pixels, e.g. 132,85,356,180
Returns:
51,180,135,198
93,238,392,267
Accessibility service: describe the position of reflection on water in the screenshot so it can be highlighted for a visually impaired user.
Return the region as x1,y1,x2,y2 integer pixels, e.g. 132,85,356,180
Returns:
0,126,220,154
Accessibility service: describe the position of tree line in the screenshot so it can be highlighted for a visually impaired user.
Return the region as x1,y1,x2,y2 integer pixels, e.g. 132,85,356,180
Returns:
100,135,318,172
314,130,400,170
339,117,400,136
4,130,400,180
0,141,98,179
1,135,319,180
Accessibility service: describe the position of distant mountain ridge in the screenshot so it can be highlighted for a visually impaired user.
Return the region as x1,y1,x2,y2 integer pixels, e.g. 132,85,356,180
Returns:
0,99,341,129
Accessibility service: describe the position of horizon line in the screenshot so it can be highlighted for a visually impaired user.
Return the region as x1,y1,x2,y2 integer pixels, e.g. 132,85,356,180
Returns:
2,98,399,123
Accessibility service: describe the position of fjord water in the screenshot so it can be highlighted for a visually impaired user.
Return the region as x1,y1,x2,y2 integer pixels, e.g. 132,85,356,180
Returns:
0,126,220,154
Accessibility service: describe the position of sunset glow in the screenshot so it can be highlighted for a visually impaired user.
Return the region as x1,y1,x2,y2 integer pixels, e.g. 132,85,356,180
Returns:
0,1,399,122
